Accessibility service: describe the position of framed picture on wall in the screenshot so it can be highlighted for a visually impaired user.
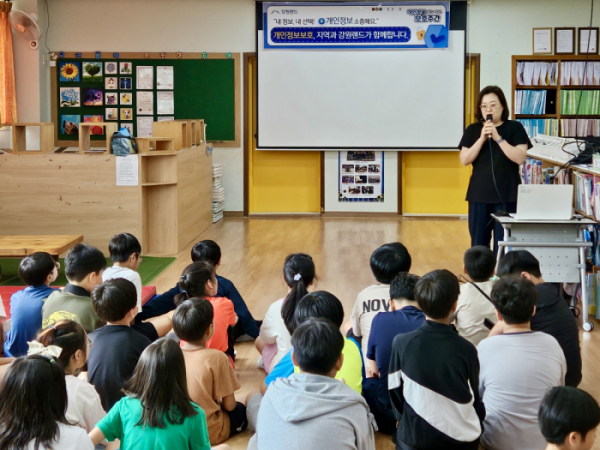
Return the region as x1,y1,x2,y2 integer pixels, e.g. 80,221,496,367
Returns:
555,27,575,55
533,28,552,54
579,27,599,54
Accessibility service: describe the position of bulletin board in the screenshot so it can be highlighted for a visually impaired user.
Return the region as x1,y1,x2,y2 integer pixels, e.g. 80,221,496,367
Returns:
50,52,240,148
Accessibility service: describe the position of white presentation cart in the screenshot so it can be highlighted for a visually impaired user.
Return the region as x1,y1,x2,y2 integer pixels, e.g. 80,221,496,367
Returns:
493,214,596,331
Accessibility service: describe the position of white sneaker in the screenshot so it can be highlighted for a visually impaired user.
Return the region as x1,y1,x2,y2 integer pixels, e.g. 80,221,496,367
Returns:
257,356,265,370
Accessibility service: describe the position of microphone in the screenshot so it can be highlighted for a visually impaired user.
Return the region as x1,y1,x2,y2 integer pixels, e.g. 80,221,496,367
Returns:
486,114,493,141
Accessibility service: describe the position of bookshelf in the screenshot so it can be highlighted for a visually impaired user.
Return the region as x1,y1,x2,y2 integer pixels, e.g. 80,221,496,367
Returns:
513,55,600,139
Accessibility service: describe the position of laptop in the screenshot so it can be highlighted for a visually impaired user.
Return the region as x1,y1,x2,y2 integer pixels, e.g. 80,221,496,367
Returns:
511,185,574,221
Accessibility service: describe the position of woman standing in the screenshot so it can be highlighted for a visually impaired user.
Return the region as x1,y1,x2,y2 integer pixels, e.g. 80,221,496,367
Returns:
459,85,532,255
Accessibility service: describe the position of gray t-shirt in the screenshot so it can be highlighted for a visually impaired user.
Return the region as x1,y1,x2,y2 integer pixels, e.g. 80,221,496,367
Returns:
478,331,566,450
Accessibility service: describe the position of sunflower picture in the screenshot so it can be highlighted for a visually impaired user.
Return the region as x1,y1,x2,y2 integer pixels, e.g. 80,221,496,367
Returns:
59,62,80,82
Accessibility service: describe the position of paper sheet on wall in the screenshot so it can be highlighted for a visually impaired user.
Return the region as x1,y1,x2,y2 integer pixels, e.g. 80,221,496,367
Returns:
158,116,174,121
338,151,384,202
556,29,574,53
136,91,154,115
157,66,174,90
137,116,153,137
116,154,139,186
136,66,154,89
157,91,174,115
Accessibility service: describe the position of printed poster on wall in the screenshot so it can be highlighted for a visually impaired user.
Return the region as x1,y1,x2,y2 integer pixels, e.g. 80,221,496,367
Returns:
339,151,383,202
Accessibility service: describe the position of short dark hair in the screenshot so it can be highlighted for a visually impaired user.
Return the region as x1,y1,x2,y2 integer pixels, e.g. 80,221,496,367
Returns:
490,276,537,325
190,240,221,266
123,338,197,427
475,85,510,122
497,250,542,278
464,246,496,282
91,278,137,322
370,243,412,284
36,320,87,370
290,291,344,335
390,273,420,301
172,298,214,342
64,243,106,282
291,318,344,376
415,269,459,319
0,355,69,450
539,386,600,444
18,252,56,287
108,233,142,263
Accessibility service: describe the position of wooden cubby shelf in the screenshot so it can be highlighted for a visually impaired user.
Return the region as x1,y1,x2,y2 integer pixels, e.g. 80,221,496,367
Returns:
136,137,175,154
78,122,119,154
11,123,54,154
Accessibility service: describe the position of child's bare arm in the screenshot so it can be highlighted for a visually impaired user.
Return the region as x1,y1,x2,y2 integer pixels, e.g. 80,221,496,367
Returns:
221,393,237,412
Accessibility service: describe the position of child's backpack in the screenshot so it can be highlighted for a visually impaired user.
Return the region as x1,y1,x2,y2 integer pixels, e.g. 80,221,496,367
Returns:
111,128,138,156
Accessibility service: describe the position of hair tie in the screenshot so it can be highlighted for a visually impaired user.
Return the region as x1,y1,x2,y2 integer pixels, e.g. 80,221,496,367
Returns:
294,273,302,281
180,274,187,281
27,341,63,360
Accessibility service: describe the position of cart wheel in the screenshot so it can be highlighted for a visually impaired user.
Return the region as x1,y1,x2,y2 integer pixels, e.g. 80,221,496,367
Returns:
583,321,594,332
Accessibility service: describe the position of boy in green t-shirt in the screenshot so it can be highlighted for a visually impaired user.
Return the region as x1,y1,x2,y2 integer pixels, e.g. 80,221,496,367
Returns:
42,243,106,332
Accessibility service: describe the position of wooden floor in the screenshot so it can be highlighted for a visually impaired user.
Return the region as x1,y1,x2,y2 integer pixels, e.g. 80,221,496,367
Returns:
151,217,600,450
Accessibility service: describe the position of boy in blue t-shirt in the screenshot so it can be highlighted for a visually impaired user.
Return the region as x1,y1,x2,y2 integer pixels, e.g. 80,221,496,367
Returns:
4,252,59,357
363,272,425,435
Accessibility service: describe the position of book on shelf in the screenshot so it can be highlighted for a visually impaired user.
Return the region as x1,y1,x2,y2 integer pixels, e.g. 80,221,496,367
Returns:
573,172,600,218
517,119,558,137
515,90,547,115
561,90,600,115
561,118,600,137
561,61,600,86
516,61,558,86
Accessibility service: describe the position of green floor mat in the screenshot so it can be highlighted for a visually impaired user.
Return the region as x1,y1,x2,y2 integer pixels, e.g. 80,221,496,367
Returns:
0,257,175,287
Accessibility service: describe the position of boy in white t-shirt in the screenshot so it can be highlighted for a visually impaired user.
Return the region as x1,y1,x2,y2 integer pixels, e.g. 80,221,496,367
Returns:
102,233,143,312
452,246,497,346
346,242,412,358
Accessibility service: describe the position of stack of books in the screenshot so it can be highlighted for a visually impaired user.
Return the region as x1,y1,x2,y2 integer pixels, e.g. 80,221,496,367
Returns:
212,164,225,223
517,119,558,138
516,61,558,86
573,172,600,219
561,90,600,115
515,90,547,115
561,118,600,137
561,61,600,85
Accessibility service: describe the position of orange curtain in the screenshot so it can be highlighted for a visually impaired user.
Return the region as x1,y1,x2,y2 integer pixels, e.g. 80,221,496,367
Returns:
0,1,17,124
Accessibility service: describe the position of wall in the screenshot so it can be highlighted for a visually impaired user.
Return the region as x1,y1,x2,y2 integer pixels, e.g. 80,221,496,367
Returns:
12,0,600,212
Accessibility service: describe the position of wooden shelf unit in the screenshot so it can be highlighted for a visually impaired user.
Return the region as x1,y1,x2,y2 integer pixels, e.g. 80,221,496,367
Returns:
11,123,54,154
136,137,175,154
153,121,187,151
513,55,600,137
79,122,119,154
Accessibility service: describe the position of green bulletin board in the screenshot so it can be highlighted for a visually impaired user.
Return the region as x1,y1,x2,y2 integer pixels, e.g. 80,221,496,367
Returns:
51,52,240,148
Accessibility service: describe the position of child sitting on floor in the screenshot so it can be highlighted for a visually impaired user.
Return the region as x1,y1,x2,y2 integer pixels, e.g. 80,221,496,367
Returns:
539,386,600,450
347,242,412,358
256,253,315,373
389,269,485,450
452,246,497,346
88,279,153,411
102,233,144,313
4,252,59,356
33,320,107,436
0,354,94,449
175,261,237,364
248,318,375,450
89,338,220,450
363,272,425,435
191,240,260,340
173,297,247,445
42,243,106,332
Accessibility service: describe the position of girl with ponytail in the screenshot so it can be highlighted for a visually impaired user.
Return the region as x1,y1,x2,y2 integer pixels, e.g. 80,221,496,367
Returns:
175,261,237,365
255,253,315,373
34,320,108,437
